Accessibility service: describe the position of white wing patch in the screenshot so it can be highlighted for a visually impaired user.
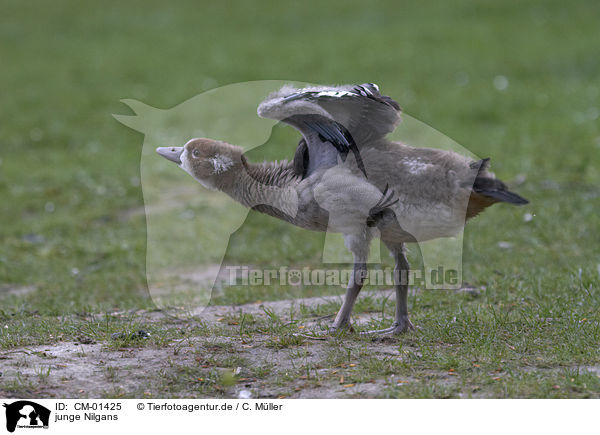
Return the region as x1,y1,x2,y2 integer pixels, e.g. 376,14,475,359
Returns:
401,158,435,175
282,89,355,102
313,90,354,98
209,154,234,174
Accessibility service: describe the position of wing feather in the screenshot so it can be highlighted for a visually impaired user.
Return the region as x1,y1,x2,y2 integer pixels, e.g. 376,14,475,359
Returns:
258,83,400,178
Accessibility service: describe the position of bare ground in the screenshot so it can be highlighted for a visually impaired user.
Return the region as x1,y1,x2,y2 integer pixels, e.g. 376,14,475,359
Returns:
3,289,599,399
0,290,439,399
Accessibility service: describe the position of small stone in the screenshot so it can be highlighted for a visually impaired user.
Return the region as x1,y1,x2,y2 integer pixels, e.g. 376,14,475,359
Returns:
238,389,252,399
493,75,509,91
78,336,95,345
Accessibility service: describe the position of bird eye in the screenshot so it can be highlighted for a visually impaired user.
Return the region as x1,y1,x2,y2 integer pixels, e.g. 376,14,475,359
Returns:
192,149,200,158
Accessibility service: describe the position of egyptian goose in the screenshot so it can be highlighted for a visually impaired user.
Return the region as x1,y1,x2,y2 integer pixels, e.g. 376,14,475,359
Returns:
156,83,528,335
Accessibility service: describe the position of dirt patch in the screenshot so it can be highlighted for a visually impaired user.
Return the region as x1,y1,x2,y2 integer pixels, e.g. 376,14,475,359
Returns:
190,290,385,323
0,334,415,399
3,288,593,399
0,285,37,297
0,290,426,399
0,343,184,398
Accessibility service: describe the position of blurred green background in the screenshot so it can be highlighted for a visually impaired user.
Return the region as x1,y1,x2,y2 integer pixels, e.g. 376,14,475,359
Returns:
0,0,598,314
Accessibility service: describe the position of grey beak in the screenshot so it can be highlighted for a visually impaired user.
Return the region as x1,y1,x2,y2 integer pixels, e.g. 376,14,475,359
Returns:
156,147,184,165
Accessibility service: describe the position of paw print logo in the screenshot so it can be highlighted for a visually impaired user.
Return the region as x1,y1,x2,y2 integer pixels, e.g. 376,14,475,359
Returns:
287,269,302,286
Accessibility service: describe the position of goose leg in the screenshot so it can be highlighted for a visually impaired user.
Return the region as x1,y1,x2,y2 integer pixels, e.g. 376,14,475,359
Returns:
362,244,415,335
331,234,371,333
331,259,367,333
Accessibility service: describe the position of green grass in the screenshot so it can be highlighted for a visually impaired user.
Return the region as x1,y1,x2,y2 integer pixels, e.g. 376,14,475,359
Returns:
1,0,599,398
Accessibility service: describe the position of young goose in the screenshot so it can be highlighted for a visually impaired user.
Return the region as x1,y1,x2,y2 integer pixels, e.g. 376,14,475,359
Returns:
156,83,528,335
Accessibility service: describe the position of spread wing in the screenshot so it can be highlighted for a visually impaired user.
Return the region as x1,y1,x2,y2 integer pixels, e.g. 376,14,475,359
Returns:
257,83,401,178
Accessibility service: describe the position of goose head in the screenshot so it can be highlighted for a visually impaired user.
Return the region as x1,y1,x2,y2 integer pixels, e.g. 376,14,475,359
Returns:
156,138,243,189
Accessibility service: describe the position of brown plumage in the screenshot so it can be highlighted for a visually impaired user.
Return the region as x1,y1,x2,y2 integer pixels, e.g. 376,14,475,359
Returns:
466,193,498,219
